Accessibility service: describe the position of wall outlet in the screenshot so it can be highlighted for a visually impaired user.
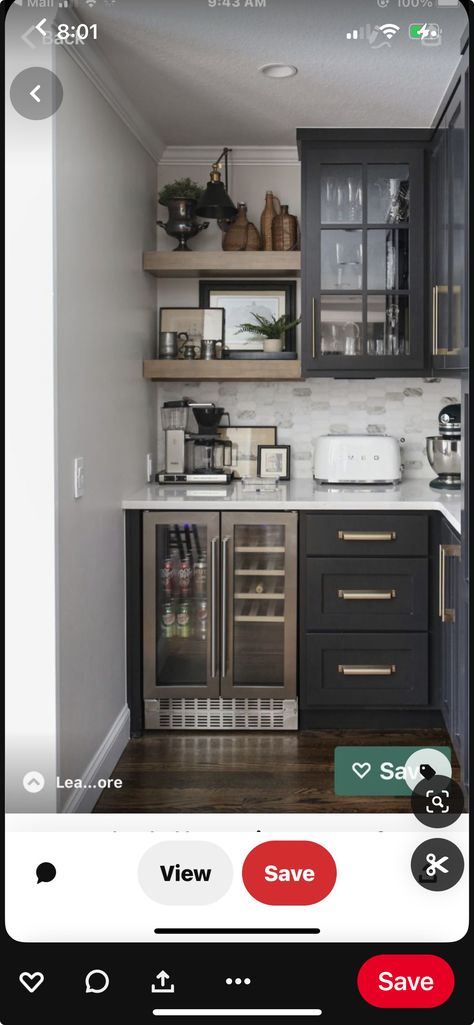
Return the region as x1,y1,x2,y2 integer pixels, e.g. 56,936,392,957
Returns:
146,453,154,483
74,457,85,499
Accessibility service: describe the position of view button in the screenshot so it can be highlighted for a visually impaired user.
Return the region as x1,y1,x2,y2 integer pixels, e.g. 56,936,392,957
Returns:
358,955,454,1009
242,840,337,905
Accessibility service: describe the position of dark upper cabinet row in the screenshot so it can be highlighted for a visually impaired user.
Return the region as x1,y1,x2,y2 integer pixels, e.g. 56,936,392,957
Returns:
431,51,469,373
297,54,469,377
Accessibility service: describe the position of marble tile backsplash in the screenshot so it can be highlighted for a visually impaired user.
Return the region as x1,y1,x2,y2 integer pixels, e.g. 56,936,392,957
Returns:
156,378,461,479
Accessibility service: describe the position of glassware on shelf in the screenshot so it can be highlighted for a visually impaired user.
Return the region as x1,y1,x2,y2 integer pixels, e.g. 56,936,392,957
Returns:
347,178,363,222
321,322,344,357
335,238,362,289
343,320,362,357
386,178,410,224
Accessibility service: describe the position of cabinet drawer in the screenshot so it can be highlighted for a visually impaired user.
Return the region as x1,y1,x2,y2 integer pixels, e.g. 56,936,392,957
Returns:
302,513,428,557
305,558,428,631
302,633,428,707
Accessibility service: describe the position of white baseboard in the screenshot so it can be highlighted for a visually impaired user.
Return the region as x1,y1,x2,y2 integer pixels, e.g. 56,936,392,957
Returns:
60,706,130,814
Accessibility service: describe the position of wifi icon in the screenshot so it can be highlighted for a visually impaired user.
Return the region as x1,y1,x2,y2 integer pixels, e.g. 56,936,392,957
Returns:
378,23,401,40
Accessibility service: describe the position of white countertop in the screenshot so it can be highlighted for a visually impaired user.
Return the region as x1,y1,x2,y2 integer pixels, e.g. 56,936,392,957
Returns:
123,478,462,534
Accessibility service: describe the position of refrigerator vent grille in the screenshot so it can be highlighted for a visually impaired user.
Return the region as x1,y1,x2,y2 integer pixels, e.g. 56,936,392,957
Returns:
152,698,298,730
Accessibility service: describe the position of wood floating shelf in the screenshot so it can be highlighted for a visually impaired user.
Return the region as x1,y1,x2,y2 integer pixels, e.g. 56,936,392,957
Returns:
143,250,301,278
143,359,301,381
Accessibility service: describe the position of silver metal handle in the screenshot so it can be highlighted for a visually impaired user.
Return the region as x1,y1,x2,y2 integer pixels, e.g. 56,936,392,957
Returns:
337,589,396,601
337,530,396,542
439,543,461,623
338,664,396,676
221,536,231,677
210,536,219,678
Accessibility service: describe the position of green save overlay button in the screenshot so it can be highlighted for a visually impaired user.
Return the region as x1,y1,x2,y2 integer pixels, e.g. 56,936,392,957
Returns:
335,746,452,796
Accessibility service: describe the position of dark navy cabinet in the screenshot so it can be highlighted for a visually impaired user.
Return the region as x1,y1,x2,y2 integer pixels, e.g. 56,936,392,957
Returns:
300,512,432,727
433,515,468,793
430,51,469,374
297,130,430,378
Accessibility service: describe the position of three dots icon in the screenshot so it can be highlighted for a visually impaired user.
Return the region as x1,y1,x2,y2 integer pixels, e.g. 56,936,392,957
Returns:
226,978,251,986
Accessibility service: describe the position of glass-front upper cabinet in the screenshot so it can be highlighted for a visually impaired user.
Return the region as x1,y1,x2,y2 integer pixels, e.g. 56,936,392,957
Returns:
298,135,427,375
431,57,469,372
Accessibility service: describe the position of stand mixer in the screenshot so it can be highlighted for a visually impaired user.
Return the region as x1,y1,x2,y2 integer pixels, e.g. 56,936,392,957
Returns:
426,403,462,491
157,400,234,484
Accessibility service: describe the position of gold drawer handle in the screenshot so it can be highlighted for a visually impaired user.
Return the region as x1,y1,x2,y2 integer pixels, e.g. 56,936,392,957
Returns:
337,531,396,542
337,589,396,601
439,542,461,624
432,284,461,357
338,664,397,676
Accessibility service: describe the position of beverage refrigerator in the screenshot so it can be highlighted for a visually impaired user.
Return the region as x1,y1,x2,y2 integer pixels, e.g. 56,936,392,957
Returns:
142,512,297,729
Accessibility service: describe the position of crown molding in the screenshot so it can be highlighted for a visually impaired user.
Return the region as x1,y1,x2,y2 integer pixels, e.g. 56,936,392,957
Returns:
59,12,164,164
159,146,299,167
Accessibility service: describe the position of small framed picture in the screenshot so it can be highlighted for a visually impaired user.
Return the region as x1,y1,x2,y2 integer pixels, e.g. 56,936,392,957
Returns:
159,307,225,341
257,445,291,481
199,280,297,351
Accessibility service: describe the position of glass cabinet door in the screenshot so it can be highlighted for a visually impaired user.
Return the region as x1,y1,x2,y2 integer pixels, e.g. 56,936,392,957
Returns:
143,512,220,699
308,148,423,371
220,513,297,700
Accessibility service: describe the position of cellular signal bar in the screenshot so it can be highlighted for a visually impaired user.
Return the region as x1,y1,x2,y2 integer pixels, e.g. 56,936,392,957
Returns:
346,26,365,40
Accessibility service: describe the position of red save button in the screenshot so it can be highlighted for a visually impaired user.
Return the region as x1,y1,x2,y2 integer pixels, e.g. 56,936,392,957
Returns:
242,840,337,905
358,955,454,1009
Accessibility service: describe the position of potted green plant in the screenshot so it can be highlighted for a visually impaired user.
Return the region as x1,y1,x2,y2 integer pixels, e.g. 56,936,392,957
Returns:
236,313,301,352
157,178,209,251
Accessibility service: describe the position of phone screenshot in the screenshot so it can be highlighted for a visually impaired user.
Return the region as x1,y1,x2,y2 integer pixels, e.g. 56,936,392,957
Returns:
3,0,472,1018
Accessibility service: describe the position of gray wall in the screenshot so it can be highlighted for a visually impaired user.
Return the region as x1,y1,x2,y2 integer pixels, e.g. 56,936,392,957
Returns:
55,50,156,806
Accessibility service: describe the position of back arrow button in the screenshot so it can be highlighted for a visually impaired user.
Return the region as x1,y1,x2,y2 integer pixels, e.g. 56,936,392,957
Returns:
10,68,63,120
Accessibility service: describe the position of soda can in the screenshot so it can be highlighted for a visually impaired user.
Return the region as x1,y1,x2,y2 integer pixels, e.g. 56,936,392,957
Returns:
176,600,191,637
161,598,175,631
196,599,208,636
161,557,174,594
178,556,193,595
194,559,207,596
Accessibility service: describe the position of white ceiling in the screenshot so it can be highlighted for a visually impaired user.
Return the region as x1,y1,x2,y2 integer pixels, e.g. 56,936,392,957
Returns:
83,0,468,146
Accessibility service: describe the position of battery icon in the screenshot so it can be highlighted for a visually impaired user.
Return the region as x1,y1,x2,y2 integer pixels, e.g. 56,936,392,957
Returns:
437,1,458,6
409,23,442,44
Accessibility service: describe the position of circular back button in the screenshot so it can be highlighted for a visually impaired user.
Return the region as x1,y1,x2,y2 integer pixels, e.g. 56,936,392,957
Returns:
10,68,63,120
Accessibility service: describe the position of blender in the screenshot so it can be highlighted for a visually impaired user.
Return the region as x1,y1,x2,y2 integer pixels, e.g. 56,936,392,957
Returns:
157,400,233,484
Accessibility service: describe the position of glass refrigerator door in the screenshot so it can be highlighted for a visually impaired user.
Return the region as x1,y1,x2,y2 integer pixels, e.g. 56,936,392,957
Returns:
143,512,220,699
220,513,297,700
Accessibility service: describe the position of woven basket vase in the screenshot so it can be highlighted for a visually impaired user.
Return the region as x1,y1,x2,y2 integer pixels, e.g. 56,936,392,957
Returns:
260,191,279,252
272,205,299,251
222,203,249,251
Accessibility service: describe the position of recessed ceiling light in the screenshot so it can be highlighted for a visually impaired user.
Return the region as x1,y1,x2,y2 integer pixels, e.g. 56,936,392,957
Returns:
259,64,298,78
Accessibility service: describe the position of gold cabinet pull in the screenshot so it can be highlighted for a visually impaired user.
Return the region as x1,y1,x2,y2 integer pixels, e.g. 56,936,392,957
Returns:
337,589,396,601
432,284,460,356
439,542,461,623
312,297,317,359
337,530,396,542
338,664,396,676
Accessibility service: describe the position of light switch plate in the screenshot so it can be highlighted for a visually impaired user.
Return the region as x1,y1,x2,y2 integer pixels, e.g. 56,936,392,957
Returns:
74,457,85,499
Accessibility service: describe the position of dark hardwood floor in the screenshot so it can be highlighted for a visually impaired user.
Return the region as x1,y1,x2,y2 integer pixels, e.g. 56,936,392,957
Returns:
94,728,457,814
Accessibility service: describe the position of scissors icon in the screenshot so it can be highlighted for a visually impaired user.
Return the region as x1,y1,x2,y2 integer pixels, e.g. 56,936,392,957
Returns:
426,789,450,813
425,853,449,877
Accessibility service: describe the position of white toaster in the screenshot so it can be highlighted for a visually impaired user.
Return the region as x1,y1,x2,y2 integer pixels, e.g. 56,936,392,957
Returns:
313,435,402,485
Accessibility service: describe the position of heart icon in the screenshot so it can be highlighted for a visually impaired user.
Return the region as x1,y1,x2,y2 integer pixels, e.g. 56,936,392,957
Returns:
352,762,371,780
19,972,44,994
